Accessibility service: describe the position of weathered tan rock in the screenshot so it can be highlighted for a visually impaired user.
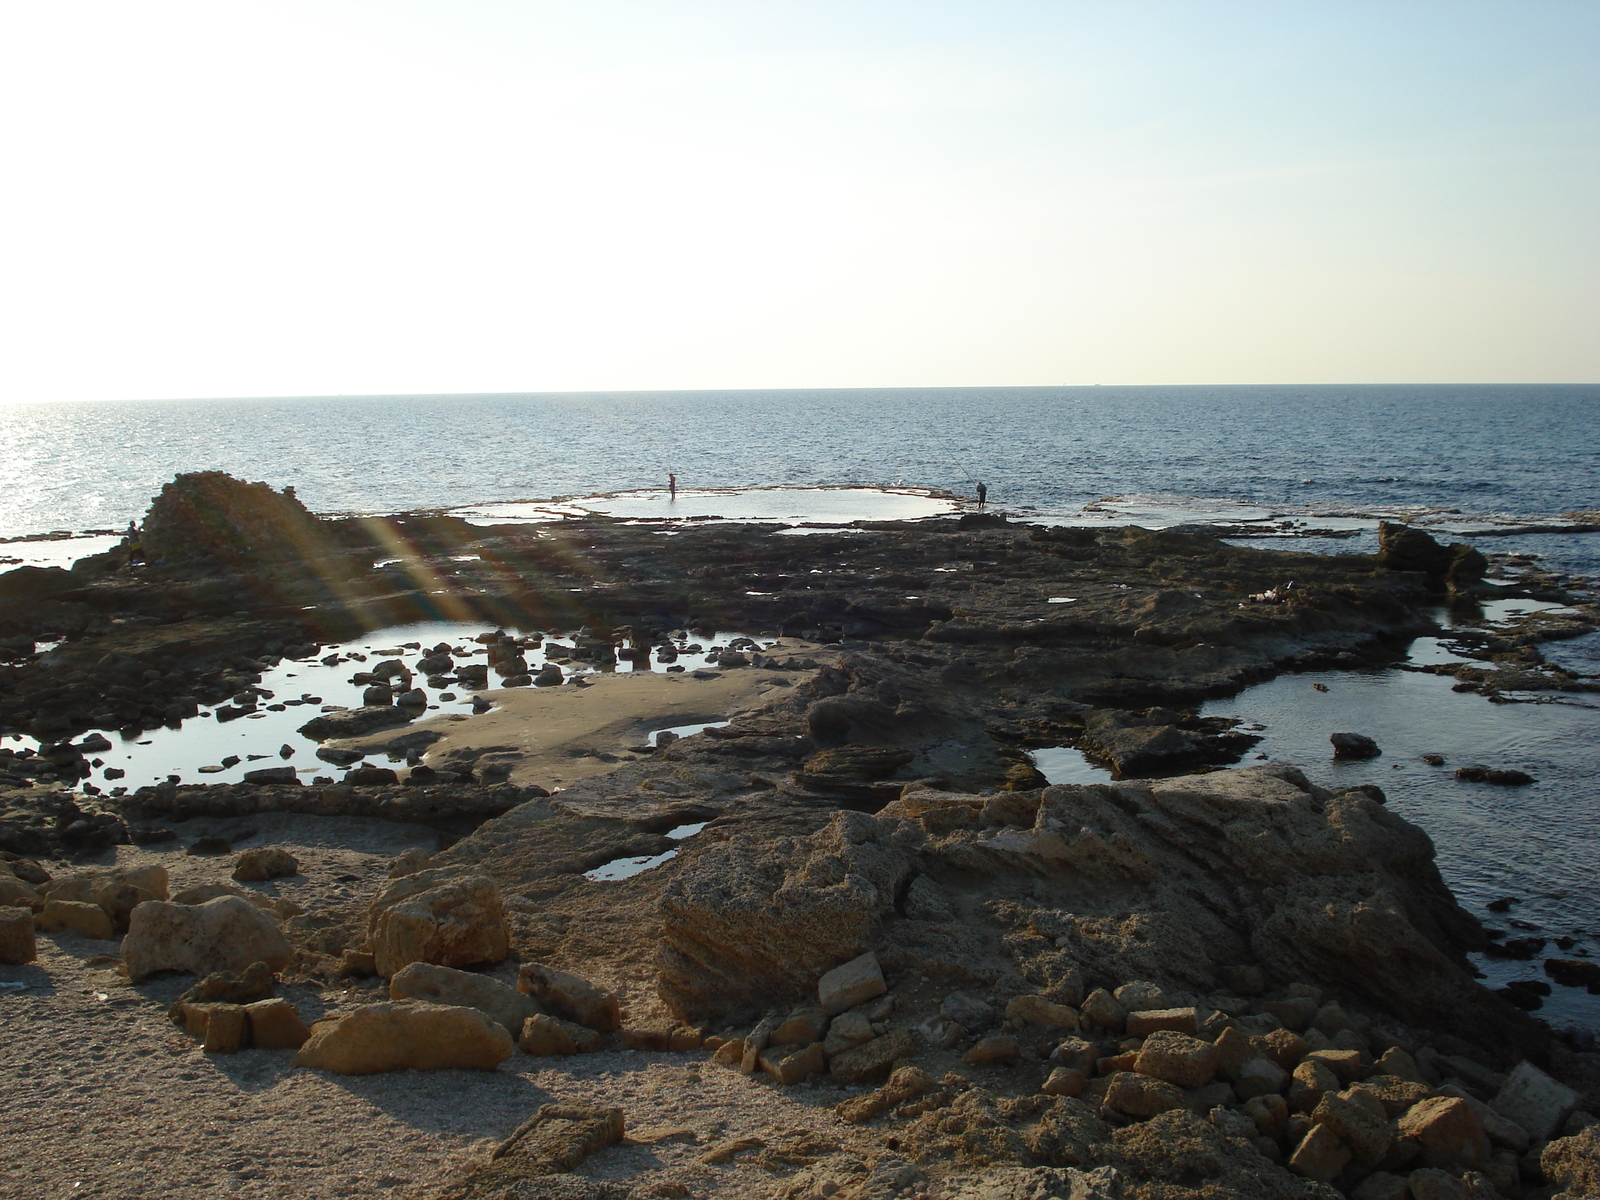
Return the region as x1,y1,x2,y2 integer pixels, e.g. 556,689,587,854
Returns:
246,998,309,1049
1313,1086,1391,1165
1398,1096,1490,1170
1125,1007,1198,1037
518,1012,602,1056
1540,1126,1600,1199
1373,1046,1425,1083
1243,1093,1289,1139
829,1029,913,1085
168,882,302,920
1253,1027,1310,1070
232,848,299,882
1005,994,1080,1030
1105,1071,1186,1118
835,1064,932,1123
0,875,42,910
1133,1030,1219,1088
1079,988,1125,1033
1042,1067,1087,1097
1305,1047,1367,1084
823,1012,876,1058
760,1041,825,1085
963,1035,1019,1065
1288,1122,1351,1182
516,962,619,1032
1434,1083,1531,1152
167,961,276,1024
366,868,508,979
389,961,539,1035
294,1000,514,1073
770,1007,829,1047
1357,1074,1433,1117
456,1103,623,1191
657,810,914,1020
1050,1036,1101,1074
0,908,37,963
122,896,290,981
1404,1167,1487,1200
817,951,887,1016
38,899,115,939
42,866,167,932
1289,1058,1340,1112
201,1004,249,1054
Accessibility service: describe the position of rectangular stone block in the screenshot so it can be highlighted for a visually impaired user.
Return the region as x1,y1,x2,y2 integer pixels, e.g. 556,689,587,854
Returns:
817,952,886,1016
1490,1060,1578,1142
0,909,36,964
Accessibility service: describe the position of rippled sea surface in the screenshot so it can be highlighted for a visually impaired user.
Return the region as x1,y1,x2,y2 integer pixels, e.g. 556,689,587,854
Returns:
3,384,1598,1030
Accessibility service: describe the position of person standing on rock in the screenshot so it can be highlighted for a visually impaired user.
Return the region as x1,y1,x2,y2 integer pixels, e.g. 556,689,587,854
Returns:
668,473,677,501
976,482,988,508
125,521,144,567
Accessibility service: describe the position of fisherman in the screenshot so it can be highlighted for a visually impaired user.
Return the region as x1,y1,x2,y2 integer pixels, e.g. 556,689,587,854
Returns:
125,521,143,567
976,481,988,507
668,473,677,500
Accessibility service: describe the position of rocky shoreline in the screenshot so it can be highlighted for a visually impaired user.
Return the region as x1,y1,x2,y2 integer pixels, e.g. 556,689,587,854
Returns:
2,472,1598,1200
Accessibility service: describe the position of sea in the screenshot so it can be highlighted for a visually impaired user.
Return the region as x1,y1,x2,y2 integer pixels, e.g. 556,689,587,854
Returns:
1,384,1597,1032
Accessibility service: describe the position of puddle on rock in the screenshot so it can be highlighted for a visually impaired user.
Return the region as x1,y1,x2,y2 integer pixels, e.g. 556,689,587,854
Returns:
1201,648,1600,1034
25,624,768,792
1029,746,1113,787
582,821,709,882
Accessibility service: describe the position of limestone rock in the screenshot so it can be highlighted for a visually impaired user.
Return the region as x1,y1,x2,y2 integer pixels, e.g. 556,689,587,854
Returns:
1313,1086,1392,1165
200,1003,249,1054
835,1064,933,1124
517,963,620,1032
760,1041,826,1084
657,809,916,1020
232,848,299,882
38,898,114,939
817,951,886,1015
122,896,291,981
829,1029,914,1085
41,865,167,932
823,1012,877,1058
1105,1071,1186,1118
294,1000,514,1073
1398,1096,1490,1170
1133,1030,1219,1088
1541,1126,1600,1199
1288,1122,1351,1182
366,867,509,980
246,998,310,1049
389,961,539,1035
1005,995,1080,1030
771,1007,829,1047
1491,1059,1579,1141
963,1035,1020,1065
0,874,42,910
518,1012,603,1056
168,961,276,1023
0,908,36,963
1125,1007,1198,1037
1042,1067,1088,1097
298,705,413,741
448,1103,624,1194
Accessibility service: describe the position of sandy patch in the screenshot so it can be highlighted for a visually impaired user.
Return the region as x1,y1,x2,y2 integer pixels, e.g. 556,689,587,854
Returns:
0,810,865,1200
331,652,818,792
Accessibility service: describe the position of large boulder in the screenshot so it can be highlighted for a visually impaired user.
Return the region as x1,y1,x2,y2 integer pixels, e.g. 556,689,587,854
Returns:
140,471,323,566
1376,523,1486,590
41,865,169,932
389,961,539,1035
122,895,292,982
366,867,509,979
657,809,918,1020
293,1000,514,1073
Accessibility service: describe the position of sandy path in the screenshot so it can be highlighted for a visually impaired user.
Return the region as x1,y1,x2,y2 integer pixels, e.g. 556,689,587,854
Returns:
0,812,857,1200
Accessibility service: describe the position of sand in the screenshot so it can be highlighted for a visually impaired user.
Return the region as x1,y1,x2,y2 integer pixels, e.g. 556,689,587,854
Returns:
330,654,817,791
0,811,860,1200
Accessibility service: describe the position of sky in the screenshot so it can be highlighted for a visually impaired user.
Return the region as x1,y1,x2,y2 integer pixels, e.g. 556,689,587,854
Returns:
1,0,1596,400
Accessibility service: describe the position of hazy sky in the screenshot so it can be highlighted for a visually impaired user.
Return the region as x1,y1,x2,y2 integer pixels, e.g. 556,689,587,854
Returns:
2,1,1595,400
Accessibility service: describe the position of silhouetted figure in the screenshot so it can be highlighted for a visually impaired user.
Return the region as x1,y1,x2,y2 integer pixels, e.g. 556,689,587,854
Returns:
668,473,677,500
126,521,144,567
976,482,988,507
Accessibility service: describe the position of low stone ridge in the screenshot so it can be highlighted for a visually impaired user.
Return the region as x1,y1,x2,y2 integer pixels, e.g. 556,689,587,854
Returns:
232,848,299,881
516,963,620,1032
122,895,292,982
437,1103,625,1198
293,1000,514,1073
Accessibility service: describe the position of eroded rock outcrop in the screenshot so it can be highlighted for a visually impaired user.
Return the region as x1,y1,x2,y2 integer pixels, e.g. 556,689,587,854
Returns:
657,765,1530,1057
366,867,509,979
293,1000,514,1073
122,895,292,982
